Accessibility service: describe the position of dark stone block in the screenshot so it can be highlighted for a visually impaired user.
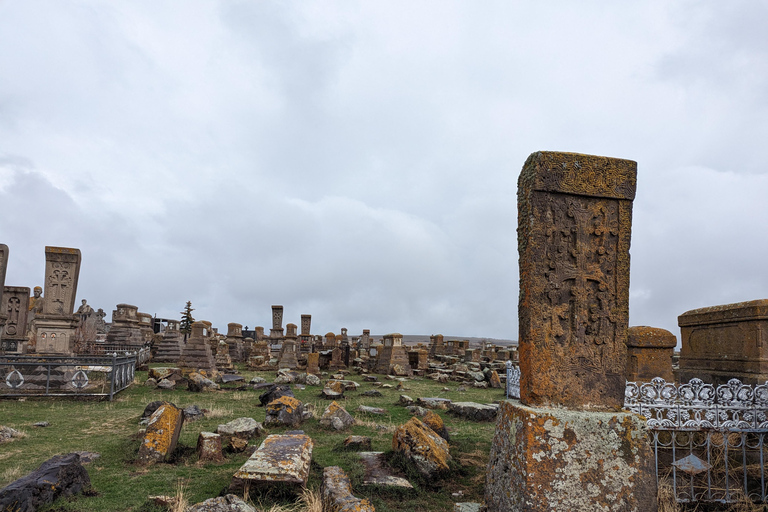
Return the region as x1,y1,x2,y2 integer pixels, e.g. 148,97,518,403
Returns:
0,453,90,512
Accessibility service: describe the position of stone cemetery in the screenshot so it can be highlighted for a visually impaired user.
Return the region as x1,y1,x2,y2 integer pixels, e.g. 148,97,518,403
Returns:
2,152,768,511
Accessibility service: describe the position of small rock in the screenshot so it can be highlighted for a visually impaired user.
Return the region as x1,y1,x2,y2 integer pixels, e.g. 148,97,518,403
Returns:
249,376,267,385
399,395,414,406
305,374,321,386
187,494,256,512
357,405,387,415
157,378,175,390
361,390,382,397
183,405,206,422
0,426,25,443
319,401,355,430
33,421,50,428
144,378,158,388
343,436,372,451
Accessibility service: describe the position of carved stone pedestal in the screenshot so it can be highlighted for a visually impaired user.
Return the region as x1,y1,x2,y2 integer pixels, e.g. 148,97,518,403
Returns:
485,400,656,512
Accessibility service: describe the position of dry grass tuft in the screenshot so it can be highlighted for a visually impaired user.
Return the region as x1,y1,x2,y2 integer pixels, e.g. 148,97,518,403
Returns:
203,405,233,418
353,418,396,433
298,487,322,512
657,478,678,512
0,465,24,485
171,479,189,512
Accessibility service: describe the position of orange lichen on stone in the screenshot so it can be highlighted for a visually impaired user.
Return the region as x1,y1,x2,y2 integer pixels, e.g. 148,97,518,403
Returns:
392,417,451,478
321,466,375,512
230,433,314,491
138,403,184,464
267,395,300,414
422,410,449,441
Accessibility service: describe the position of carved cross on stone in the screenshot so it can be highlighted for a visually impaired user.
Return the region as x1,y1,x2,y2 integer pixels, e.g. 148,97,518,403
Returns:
47,264,72,315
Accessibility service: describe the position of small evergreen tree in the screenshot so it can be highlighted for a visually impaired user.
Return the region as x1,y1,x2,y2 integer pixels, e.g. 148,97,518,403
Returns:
180,301,195,336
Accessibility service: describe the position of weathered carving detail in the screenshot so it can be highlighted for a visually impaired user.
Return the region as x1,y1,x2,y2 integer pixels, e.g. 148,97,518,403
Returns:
540,194,620,374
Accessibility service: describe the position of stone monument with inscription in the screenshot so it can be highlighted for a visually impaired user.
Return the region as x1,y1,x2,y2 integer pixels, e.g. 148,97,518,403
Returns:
1,286,30,353
270,305,284,339
0,244,8,337
485,152,655,512
34,247,82,355
678,299,768,385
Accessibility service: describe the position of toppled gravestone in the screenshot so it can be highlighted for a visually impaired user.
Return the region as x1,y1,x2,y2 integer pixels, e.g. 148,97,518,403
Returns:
264,396,305,427
319,402,355,431
392,417,451,479
187,494,255,512
416,397,452,410
217,417,264,451
138,402,184,463
0,426,25,443
447,402,498,422
422,410,450,441
321,466,375,512
0,453,90,512
258,384,294,406
230,433,314,492
197,432,224,462
358,452,413,489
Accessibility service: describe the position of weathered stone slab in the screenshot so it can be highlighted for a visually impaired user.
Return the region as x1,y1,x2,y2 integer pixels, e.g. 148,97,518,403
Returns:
187,494,255,512
321,466,375,512
138,403,184,463
343,436,372,451
485,400,656,512
447,402,498,422
0,453,90,512
358,452,413,489
678,299,768,384
42,246,81,316
1,286,29,351
230,433,313,490
392,417,451,478
217,417,264,442
320,401,355,430
518,151,636,411
626,326,676,382
258,384,294,406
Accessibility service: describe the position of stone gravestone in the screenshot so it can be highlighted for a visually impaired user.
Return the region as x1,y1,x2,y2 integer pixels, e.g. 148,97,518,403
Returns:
626,326,676,382
0,244,8,336
678,299,768,385
34,247,82,354
1,286,30,353
225,322,244,362
270,305,284,339
485,152,655,512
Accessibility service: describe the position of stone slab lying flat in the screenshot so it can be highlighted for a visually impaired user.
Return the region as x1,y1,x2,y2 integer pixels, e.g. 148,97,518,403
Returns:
358,452,413,489
230,433,313,490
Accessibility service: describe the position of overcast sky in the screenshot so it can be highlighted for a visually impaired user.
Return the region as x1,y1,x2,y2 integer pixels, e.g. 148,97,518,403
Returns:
1,1,766,341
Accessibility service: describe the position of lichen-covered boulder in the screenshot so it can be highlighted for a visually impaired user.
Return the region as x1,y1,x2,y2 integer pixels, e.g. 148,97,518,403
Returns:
217,417,264,444
392,417,451,478
416,397,451,410
258,384,294,406
319,402,355,431
138,403,184,463
188,372,220,392
187,493,255,512
488,370,502,389
0,453,90,512
321,466,375,512
422,410,449,441
305,373,321,386
265,396,305,427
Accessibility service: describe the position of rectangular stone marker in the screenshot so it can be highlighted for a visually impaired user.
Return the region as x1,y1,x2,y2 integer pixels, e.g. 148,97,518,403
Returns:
42,246,81,316
485,151,654,512
1,286,30,352
230,433,313,491
0,244,8,331
517,151,636,411
678,299,768,385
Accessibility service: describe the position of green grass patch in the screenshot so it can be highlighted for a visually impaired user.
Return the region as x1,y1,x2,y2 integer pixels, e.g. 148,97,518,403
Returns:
0,365,503,511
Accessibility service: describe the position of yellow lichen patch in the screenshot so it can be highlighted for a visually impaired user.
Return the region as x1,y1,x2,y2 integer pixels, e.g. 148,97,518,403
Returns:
392,417,451,476
267,395,300,414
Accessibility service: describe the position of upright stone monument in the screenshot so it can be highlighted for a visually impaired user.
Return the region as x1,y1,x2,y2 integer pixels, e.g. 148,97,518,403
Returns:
1,286,30,353
626,326,676,382
678,299,768,385
154,319,182,363
179,321,217,374
485,152,655,512
270,305,284,339
225,322,244,362
299,315,312,352
278,323,299,369
0,244,8,336
104,304,144,348
34,247,82,354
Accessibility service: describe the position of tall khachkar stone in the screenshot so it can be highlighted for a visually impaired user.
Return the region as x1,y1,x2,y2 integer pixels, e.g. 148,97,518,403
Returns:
486,152,655,512
518,151,635,410
0,245,8,335
1,287,30,353
270,305,284,339
35,247,82,354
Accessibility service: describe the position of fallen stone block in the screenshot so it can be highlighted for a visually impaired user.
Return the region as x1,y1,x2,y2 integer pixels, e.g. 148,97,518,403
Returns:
187,493,255,512
217,417,264,448
357,405,387,415
197,432,223,462
265,396,305,427
392,417,451,479
138,402,184,463
0,453,90,512
258,384,295,406
447,402,498,422
321,466,375,512
319,402,355,431
358,452,413,489
422,410,450,441
0,425,25,444
416,397,452,410
343,436,372,451
230,433,314,492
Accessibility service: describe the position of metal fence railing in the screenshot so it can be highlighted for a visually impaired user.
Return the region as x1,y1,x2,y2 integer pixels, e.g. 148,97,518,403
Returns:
0,352,138,401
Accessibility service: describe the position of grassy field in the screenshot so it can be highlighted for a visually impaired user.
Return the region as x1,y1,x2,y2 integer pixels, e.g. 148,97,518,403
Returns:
0,366,502,511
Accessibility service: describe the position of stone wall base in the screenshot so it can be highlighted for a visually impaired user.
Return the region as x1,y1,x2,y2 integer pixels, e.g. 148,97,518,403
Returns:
485,400,657,512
